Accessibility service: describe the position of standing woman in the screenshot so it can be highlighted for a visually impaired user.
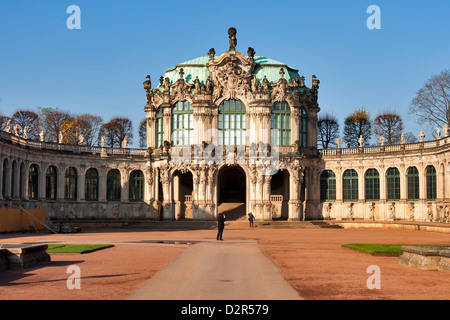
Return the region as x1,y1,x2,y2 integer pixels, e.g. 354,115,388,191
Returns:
217,213,226,241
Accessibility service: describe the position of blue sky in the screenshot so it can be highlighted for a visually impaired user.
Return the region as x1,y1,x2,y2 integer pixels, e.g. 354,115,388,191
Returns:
0,0,449,146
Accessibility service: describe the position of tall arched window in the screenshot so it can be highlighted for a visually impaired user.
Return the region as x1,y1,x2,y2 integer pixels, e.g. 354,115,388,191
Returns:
65,167,77,201
218,99,246,146
129,170,144,202
299,107,308,147
320,170,336,201
365,168,380,201
156,108,164,148
270,102,291,145
107,169,121,201
85,168,99,201
343,169,358,202
426,165,436,200
28,164,39,200
171,101,193,146
407,167,419,200
386,167,400,200
46,166,58,200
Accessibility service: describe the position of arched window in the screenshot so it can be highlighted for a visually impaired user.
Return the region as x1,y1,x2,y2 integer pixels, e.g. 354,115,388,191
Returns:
129,170,145,202
65,167,77,201
28,164,39,200
365,168,380,201
426,165,436,200
320,170,336,201
270,102,291,145
343,169,358,202
407,167,419,200
85,168,99,201
171,101,193,146
386,167,400,200
156,108,164,148
218,99,246,146
299,108,308,147
107,169,121,201
46,166,58,200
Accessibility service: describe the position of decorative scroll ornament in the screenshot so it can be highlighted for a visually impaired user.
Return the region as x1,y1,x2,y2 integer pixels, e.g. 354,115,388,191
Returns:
170,68,193,104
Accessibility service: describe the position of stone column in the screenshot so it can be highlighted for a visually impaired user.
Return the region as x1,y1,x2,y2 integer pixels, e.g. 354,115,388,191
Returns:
307,109,319,148
291,108,299,145
98,167,107,202
121,168,129,203
78,168,85,201
146,114,156,149
13,163,20,199
57,166,65,201
162,104,172,144
38,164,46,200
288,162,303,221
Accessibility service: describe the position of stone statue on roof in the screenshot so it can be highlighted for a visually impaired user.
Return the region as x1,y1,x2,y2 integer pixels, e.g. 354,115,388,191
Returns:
228,27,237,51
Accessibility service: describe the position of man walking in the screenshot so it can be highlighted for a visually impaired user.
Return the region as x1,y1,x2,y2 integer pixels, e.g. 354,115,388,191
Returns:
217,213,226,241
248,212,255,227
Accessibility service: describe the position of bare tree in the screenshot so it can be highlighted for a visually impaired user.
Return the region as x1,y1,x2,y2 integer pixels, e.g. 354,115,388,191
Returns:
99,117,133,148
409,69,450,133
11,109,40,139
373,111,403,145
139,119,147,148
38,107,72,143
317,113,339,149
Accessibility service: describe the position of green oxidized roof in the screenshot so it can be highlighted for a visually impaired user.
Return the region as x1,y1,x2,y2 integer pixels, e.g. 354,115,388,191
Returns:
163,55,301,85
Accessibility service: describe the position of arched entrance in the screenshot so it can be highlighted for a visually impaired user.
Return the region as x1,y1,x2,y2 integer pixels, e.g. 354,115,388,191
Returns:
173,170,193,219
218,165,246,220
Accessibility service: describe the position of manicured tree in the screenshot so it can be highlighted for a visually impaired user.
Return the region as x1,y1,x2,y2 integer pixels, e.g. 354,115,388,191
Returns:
373,111,403,145
343,106,372,147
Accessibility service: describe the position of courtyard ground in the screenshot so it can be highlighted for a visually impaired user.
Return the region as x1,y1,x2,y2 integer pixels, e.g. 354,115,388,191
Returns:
0,226,449,300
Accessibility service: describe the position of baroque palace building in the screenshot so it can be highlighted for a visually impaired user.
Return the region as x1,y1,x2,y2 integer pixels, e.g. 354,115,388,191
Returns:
0,28,449,224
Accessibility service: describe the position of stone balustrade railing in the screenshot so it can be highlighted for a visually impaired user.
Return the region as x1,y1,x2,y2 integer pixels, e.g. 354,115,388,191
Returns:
0,131,147,157
320,137,450,158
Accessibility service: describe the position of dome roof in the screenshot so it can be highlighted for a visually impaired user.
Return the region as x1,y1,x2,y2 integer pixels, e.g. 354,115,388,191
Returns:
163,55,300,86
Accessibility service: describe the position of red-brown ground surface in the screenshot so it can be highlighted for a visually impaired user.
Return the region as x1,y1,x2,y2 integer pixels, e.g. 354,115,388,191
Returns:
0,226,449,300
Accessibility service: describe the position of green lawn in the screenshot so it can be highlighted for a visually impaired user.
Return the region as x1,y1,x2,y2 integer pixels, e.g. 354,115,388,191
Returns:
46,244,114,254
341,244,448,256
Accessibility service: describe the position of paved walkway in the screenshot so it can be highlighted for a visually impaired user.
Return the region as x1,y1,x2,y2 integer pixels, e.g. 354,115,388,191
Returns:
128,239,303,300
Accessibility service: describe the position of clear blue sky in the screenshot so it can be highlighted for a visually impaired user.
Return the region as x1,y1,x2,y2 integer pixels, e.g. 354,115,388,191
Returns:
0,0,449,146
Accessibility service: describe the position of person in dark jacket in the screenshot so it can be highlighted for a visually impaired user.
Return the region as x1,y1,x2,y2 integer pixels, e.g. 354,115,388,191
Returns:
217,213,226,241
248,212,255,227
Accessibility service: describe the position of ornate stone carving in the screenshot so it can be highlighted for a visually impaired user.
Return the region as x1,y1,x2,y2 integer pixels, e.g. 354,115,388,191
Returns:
368,202,375,220
346,203,354,220
170,68,193,104
388,202,396,220
408,202,415,221
270,68,296,105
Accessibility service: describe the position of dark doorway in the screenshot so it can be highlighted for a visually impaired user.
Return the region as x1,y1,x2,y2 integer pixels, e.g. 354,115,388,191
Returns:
218,166,246,203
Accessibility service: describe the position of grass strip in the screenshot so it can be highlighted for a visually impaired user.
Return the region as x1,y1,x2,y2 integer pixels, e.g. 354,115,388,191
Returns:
46,244,114,254
341,244,448,256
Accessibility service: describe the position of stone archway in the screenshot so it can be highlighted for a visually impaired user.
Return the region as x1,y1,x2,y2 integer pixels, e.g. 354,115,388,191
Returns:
217,165,246,220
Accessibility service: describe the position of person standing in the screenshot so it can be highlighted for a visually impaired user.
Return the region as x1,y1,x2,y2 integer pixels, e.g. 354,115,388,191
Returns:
248,212,255,227
217,213,226,241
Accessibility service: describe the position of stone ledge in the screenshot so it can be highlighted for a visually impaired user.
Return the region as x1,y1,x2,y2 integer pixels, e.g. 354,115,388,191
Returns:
0,244,51,270
399,245,450,272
